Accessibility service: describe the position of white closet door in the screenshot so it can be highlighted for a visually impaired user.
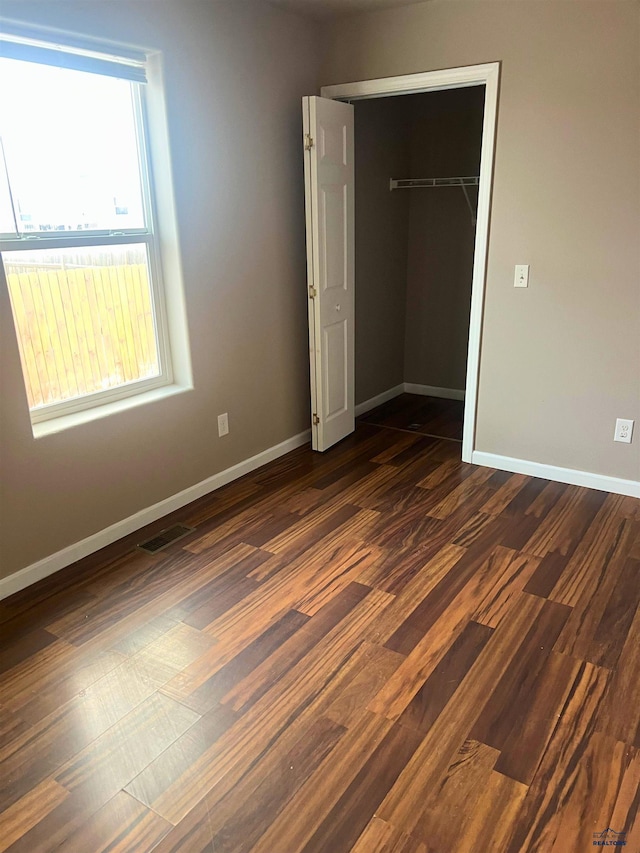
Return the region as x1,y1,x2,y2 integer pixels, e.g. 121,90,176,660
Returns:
302,95,355,452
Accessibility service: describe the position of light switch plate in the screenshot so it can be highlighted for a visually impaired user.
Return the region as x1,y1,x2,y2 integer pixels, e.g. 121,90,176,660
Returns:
514,264,529,288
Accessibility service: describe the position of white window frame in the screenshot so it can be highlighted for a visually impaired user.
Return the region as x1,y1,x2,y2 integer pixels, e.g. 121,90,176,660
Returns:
0,27,181,428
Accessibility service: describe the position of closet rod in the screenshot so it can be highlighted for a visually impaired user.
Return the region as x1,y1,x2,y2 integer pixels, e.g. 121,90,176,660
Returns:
389,176,479,190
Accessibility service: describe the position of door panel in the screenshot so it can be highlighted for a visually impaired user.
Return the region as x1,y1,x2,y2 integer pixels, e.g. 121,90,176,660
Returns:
323,318,348,418
303,95,354,452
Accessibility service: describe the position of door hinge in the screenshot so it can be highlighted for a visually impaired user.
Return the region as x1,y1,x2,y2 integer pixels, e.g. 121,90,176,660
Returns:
304,134,314,151
308,286,317,299
313,413,320,425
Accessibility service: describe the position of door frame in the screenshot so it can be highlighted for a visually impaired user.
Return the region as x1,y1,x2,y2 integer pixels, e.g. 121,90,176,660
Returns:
321,62,500,464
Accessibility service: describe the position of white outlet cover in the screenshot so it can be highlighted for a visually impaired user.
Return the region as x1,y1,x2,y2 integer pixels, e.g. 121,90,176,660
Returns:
218,413,229,437
614,418,634,444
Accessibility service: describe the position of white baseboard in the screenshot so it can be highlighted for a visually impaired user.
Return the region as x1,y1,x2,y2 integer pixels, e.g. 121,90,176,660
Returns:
355,384,404,417
404,383,465,401
0,429,311,602
472,451,640,499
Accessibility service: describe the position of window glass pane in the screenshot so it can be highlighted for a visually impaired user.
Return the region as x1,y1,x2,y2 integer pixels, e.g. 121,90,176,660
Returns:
0,58,145,233
3,244,160,409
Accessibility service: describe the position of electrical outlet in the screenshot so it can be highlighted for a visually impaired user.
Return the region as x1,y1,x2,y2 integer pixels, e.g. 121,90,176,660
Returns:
514,264,529,288
614,418,634,444
217,412,229,437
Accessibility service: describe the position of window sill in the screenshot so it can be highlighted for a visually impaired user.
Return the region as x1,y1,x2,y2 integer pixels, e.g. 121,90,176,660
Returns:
31,382,193,438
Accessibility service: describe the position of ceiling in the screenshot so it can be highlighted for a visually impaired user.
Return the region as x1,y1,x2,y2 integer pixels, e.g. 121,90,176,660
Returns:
267,0,430,20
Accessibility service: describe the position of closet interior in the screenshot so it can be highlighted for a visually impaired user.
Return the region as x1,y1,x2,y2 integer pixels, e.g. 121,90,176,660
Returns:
353,86,485,446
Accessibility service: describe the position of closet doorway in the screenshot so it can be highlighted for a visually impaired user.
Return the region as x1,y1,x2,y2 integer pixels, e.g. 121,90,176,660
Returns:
303,64,500,463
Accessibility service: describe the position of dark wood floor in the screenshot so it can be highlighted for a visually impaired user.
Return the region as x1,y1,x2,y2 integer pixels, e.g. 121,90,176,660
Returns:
359,393,464,441
1,420,639,852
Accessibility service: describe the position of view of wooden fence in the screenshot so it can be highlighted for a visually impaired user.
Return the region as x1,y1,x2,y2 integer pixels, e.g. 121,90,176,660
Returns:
6,263,159,409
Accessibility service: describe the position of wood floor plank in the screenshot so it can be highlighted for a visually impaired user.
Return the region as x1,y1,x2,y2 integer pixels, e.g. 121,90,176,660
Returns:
397,620,493,736
0,654,186,812
0,708,30,752
300,720,424,853
361,543,464,639
208,715,346,852
454,770,528,853
470,598,572,751
143,588,393,824
375,591,546,835
47,543,264,649
513,734,638,853
323,642,404,728
553,518,637,664
221,592,377,718
294,542,381,616
379,518,512,651
584,555,640,669
0,780,69,853
505,476,561,518
3,694,199,853
412,739,499,850
176,549,272,628
360,394,463,441
0,640,127,723
595,601,640,747
351,816,428,853
15,655,133,729
52,790,172,853
125,703,237,809
260,502,361,557
523,551,568,599
0,586,97,639
323,463,401,513
522,485,607,560
368,544,517,722
0,409,638,853
162,581,369,714
54,693,200,803
548,493,630,606
608,749,640,852
161,609,310,715
146,799,214,853
427,465,496,520
79,549,164,598
480,472,529,515
472,546,541,628
370,432,423,464
493,649,581,785
182,478,263,528
109,615,179,657
250,710,394,853
504,661,613,853
0,628,59,676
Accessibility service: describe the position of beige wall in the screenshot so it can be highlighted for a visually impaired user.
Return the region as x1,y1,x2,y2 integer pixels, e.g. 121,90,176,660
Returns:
0,0,321,578
354,96,410,404
322,0,640,482
404,87,484,391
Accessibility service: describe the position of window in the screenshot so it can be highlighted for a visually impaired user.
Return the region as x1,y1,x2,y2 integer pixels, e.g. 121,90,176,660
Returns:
0,26,179,426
